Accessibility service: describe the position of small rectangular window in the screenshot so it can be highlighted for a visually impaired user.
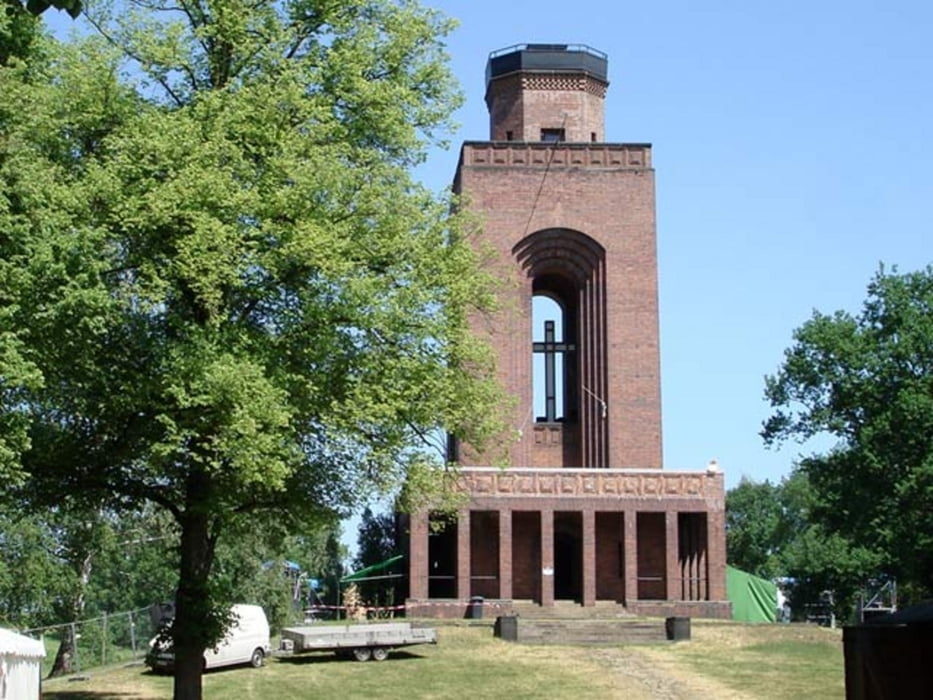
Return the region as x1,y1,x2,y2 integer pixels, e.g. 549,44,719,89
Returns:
591,132,597,142
506,130,514,141
540,128,565,142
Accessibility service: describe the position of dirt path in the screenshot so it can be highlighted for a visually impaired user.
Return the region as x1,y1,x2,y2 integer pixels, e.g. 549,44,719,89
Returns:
586,645,750,700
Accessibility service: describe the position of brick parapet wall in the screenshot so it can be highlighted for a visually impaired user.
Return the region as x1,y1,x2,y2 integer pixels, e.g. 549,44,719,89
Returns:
456,141,651,176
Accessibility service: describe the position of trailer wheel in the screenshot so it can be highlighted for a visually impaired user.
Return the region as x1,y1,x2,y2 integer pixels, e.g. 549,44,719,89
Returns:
250,648,265,668
352,647,372,662
372,647,389,662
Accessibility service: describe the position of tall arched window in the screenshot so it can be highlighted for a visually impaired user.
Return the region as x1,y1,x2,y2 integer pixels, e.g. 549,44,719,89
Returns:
533,295,565,421
532,277,578,423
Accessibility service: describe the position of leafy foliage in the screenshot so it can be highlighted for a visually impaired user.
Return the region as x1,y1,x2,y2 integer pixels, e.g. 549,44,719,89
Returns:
763,265,933,605
0,502,177,629
727,471,881,620
352,506,400,609
726,477,786,579
7,0,80,20
0,507,70,629
1,1,42,65
209,515,344,632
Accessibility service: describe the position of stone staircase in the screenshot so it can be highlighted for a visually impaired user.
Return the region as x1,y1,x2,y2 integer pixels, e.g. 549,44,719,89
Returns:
500,601,669,645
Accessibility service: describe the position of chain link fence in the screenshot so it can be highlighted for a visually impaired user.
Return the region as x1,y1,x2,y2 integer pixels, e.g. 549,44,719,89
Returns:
22,607,159,676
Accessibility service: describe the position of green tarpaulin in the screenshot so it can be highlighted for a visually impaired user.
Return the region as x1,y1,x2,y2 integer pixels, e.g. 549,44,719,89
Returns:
341,554,404,583
727,565,778,623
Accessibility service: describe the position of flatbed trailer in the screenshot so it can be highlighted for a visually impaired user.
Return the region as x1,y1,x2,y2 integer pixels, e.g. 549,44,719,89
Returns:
280,622,437,662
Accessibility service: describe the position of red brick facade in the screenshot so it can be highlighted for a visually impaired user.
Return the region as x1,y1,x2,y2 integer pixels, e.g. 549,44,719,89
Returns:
455,142,661,469
405,44,729,619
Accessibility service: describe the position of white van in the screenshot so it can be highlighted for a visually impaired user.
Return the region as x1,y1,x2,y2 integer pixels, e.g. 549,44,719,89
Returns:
147,604,271,672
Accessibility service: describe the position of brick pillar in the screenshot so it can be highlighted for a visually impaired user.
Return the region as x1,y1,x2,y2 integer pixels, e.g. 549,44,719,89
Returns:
707,508,727,601
457,509,471,600
499,509,513,600
582,509,596,607
665,510,680,601
408,511,429,600
624,510,638,604
541,510,554,606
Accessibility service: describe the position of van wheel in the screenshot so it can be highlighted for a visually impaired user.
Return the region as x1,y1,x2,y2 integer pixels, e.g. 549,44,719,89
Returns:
372,647,389,662
250,648,265,668
352,647,372,662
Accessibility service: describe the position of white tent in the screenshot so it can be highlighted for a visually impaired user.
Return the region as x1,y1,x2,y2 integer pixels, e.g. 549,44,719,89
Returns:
0,628,45,700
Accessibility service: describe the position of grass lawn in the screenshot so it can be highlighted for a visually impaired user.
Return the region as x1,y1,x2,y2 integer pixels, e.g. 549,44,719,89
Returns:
636,621,845,699
41,621,844,700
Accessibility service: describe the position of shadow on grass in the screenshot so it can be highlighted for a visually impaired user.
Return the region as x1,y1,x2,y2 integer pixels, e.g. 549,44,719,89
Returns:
141,663,265,677
44,693,160,700
276,649,427,665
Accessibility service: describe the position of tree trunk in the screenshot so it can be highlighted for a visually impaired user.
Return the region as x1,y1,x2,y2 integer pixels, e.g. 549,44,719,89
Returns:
47,625,77,678
48,551,93,678
172,473,217,700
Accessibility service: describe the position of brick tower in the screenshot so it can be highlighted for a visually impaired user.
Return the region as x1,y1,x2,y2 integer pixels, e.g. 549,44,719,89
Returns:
405,44,729,619
458,43,662,471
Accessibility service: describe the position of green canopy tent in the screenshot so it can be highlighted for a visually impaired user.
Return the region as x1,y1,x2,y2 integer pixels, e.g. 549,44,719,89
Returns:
338,555,404,619
727,565,778,623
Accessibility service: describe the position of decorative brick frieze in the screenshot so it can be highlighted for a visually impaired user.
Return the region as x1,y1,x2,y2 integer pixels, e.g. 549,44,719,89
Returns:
520,74,608,97
458,467,724,505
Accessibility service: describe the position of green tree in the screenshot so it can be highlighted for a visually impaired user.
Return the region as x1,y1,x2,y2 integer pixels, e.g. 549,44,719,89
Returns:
1,1,40,66
280,521,344,610
315,530,345,609
84,505,179,615
352,506,399,610
0,0,43,480
726,477,785,579
0,2,502,698
0,498,97,675
763,265,933,606
42,508,111,677
208,518,346,633
0,507,71,629
727,471,881,621
0,502,176,631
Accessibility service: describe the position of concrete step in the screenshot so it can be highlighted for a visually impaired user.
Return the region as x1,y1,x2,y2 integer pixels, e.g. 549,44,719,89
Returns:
498,617,667,645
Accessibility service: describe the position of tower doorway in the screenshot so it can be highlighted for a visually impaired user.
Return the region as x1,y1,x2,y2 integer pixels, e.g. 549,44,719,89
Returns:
427,514,457,598
554,512,582,601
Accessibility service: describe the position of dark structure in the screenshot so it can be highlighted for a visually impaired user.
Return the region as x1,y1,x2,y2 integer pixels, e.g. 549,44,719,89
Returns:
844,604,933,700
405,44,730,619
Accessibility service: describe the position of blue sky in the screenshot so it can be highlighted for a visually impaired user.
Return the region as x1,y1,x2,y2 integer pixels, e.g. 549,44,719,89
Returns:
417,0,933,488
44,2,932,492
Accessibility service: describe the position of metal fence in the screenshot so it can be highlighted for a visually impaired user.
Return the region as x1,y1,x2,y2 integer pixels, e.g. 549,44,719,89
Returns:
22,607,158,676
